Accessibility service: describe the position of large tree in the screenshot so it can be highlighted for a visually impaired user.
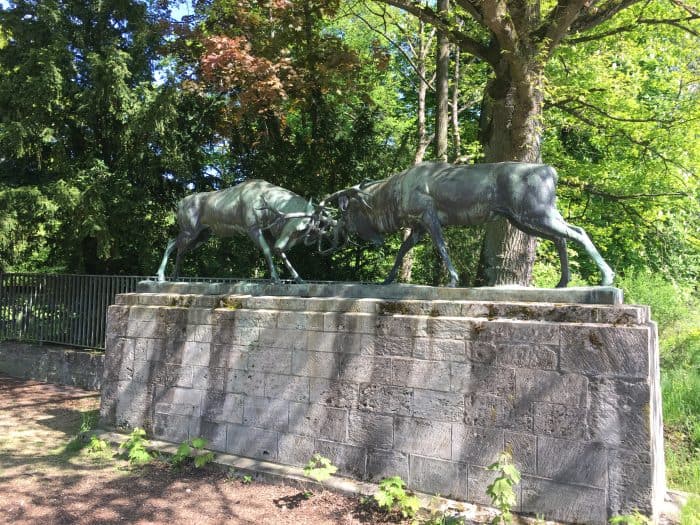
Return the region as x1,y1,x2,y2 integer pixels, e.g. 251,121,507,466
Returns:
374,0,698,285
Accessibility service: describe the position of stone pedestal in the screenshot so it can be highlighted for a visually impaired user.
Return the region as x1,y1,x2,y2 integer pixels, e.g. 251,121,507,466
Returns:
100,284,664,524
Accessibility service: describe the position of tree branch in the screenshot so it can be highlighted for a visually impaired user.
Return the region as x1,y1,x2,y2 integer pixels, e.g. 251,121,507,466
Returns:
551,98,683,125
553,103,697,176
560,180,688,200
352,10,436,90
452,0,485,27
569,0,642,34
537,0,589,54
567,14,700,42
379,0,494,64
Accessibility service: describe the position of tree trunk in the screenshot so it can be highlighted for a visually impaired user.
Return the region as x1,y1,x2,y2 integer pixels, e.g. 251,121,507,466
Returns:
451,45,461,161
476,61,544,286
400,20,432,283
434,0,449,161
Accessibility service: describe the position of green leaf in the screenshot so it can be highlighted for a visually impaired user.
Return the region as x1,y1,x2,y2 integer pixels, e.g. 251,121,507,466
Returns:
194,451,214,468
191,437,208,449
373,489,394,509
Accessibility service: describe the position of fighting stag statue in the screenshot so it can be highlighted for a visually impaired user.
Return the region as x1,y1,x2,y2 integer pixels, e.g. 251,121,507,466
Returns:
318,161,614,288
157,180,334,283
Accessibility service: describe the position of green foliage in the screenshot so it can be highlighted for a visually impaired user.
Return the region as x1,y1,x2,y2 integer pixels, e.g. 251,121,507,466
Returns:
303,453,338,483
486,452,521,525
619,272,700,493
609,511,651,525
681,495,700,525
87,435,110,454
118,428,152,466
240,474,253,485
170,437,214,469
373,476,421,519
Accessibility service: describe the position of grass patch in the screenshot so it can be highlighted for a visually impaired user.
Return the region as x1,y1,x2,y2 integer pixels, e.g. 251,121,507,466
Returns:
681,495,700,525
619,271,700,495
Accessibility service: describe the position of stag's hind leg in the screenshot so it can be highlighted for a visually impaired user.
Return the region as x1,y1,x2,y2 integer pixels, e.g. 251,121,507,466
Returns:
173,228,211,278
157,239,177,281
513,210,614,286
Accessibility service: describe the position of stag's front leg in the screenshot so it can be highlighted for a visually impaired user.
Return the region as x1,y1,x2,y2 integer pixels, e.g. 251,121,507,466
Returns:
422,210,459,287
157,239,177,281
383,227,424,284
251,227,281,283
277,250,304,284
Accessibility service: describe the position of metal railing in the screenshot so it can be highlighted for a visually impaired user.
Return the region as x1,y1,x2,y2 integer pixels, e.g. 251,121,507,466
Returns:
0,273,352,350
0,273,148,350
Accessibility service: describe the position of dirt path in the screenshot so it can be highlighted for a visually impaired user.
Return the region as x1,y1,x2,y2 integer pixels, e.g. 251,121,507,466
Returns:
0,374,404,525
1,374,684,525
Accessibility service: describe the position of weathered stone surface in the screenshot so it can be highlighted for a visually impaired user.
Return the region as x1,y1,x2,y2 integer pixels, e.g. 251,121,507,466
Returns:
347,411,393,449
309,379,358,408
200,391,244,424
537,436,607,487
314,440,366,478
392,358,451,392
533,403,588,440
560,325,650,377
495,344,558,370
413,337,467,362
367,450,409,482
278,433,316,467
452,425,503,466
265,374,309,402
464,393,533,431
471,320,560,345
247,347,292,374
198,419,227,451
451,363,515,396
608,452,655,516
242,396,289,431
393,417,452,460
99,290,662,525
358,384,412,416
521,477,607,524
505,431,536,474
226,423,278,461
589,379,652,453
467,465,518,507
324,312,377,334
412,389,464,422
224,369,265,397
410,456,466,499
288,403,347,442
515,369,588,407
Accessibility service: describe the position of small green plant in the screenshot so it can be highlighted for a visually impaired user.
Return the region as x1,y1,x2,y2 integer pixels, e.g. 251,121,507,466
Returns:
373,476,421,519
609,511,652,525
118,427,152,465
87,435,110,453
302,454,337,497
64,410,102,453
681,495,700,525
241,474,253,484
486,451,521,525
303,454,338,483
170,437,214,469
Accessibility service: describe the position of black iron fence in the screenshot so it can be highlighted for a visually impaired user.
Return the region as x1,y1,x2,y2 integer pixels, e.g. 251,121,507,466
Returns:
0,273,149,350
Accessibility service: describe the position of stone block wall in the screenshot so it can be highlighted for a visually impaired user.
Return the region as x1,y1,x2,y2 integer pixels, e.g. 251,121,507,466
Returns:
0,341,104,390
100,291,664,524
